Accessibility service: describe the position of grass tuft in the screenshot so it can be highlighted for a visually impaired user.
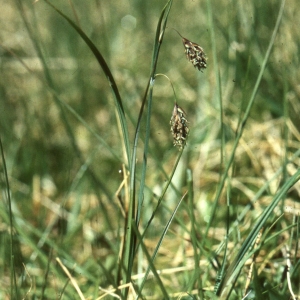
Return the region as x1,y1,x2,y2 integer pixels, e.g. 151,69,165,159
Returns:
1,0,300,299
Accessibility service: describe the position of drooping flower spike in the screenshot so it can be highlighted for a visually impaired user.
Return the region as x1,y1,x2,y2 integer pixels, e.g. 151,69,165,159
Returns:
170,103,189,150
173,28,207,72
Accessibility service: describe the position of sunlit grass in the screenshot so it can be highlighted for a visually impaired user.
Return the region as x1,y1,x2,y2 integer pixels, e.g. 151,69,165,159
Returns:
1,0,300,299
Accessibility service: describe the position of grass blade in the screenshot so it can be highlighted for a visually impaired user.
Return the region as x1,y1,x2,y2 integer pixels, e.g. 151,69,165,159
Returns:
15,0,116,204
132,222,169,299
134,191,186,298
44,0,131,167
0,135,19,299
204,0,286,241
186,169,203,297
122,1,173,295
217,168,300,296
134,0,174,225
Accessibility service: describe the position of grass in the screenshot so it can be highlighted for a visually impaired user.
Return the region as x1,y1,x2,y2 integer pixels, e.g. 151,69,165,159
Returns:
1,0,300,299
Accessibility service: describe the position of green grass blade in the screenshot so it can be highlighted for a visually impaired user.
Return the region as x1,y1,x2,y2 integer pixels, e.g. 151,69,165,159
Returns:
204,0,286,241
134,0,174,225
132,222,169,299
0,135,19,299
44,0,131,167
15,0,115,203
1,47,123,166
215,148,300,257
186,169,203,297
217,168,300,296
135,192,186,298
205,0,225,179
123,0,173,295
141,150,183,240
252,266,264,300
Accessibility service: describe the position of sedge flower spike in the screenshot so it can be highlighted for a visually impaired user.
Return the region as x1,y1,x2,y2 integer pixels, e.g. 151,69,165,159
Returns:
170,103,189,150
173,28,207,71
182,37,207,71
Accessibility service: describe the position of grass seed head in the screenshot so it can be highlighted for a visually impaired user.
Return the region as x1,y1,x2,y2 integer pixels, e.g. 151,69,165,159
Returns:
182,37,207,71
170,103,189,150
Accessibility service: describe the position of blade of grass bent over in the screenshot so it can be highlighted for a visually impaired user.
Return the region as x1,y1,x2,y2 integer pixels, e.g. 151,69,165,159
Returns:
44,0,131,168
1,46,122,166
16,0,111,203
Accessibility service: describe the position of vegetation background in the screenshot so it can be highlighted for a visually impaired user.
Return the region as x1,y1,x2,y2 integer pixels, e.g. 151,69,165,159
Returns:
0,0,299,299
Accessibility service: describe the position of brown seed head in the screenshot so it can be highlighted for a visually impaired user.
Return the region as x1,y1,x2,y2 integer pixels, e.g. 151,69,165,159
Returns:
182,37,207,71
172,28,207,71
170,103,189,150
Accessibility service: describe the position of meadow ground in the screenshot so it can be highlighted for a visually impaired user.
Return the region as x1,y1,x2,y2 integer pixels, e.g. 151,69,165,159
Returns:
0,0,300,299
